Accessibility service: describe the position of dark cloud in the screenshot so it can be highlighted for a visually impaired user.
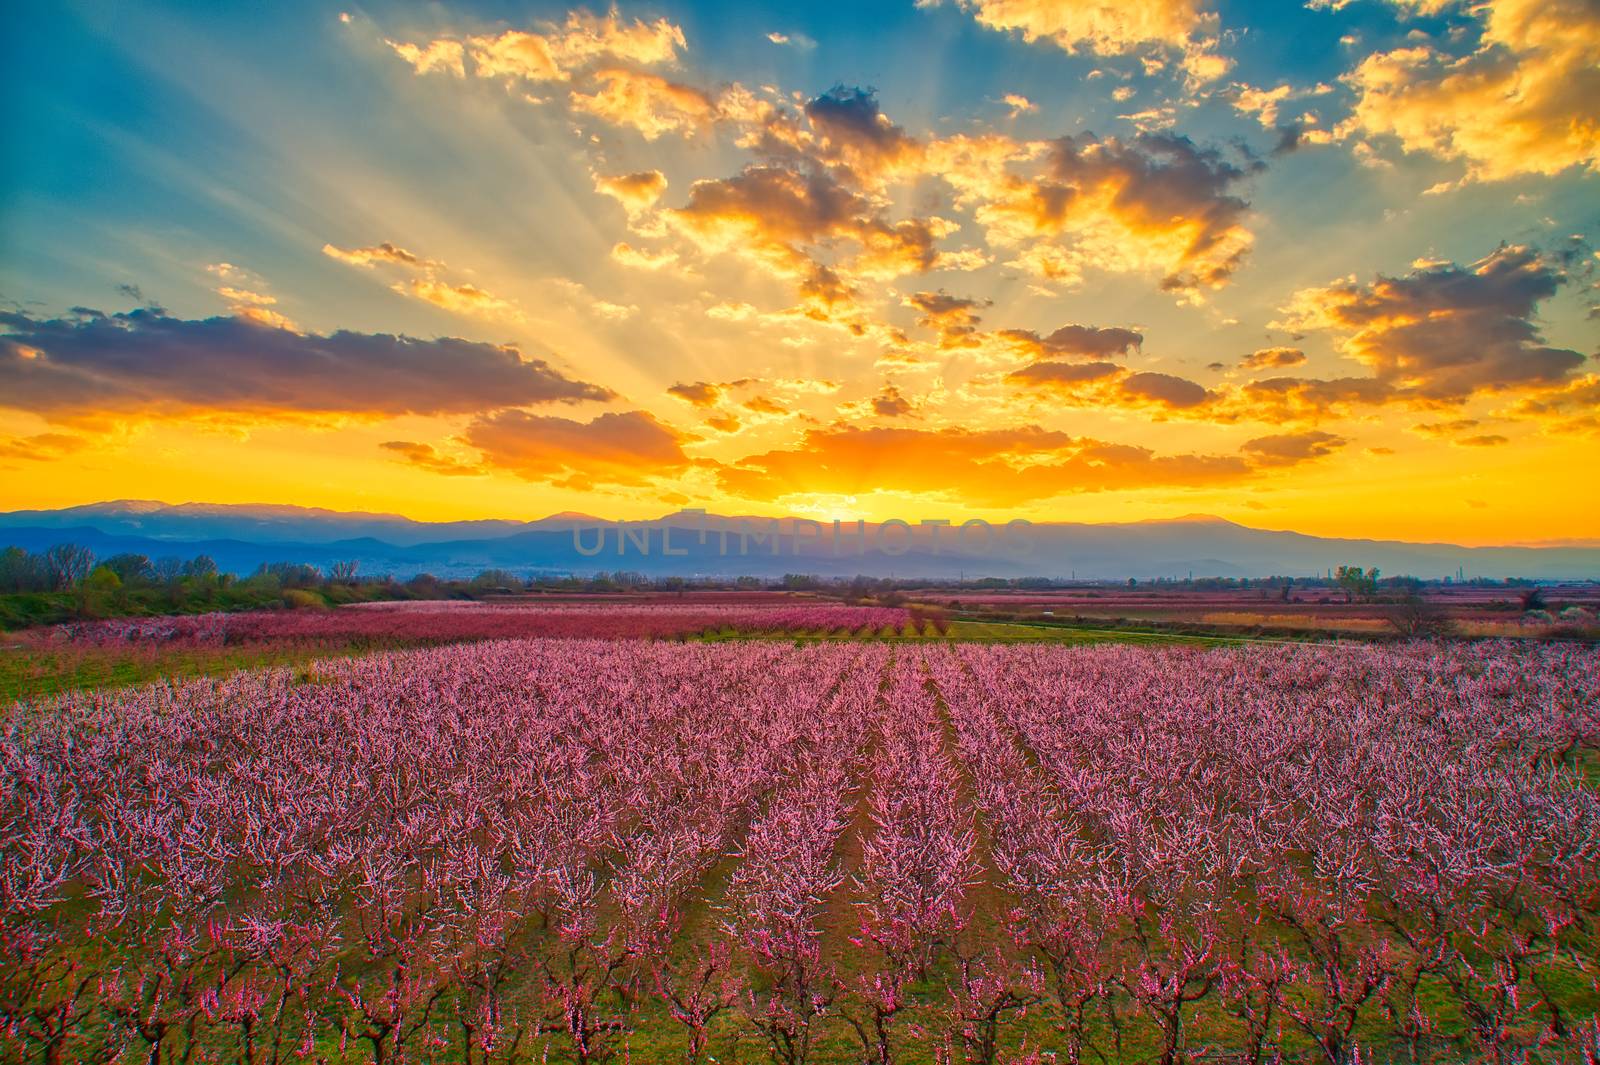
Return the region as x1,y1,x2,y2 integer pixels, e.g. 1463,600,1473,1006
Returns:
1240,346,1306,371
1413,418,1481,439
805,86,908,153
906,290,988,346
115,283,162,311
906,291,985,321
1006,362,1213,414
1238,375,1398,419
872,385,914,417
742,394,787,415
668,381,723,407
849,217,953,277
1007,360,1123,386
1240,430,1347,467
1048,132,1258,290
1285,245,1585,402
1120,371,1211,408
1271,123,1317,156
0,307,613,418
803,86,920,179
672,165,870,247
669,164,962,288
797,263,861,319
1000,324,1143,360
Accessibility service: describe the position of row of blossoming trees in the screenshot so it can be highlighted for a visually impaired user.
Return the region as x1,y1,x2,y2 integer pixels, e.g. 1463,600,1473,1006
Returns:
3,638,1598,1063
33,602,916,648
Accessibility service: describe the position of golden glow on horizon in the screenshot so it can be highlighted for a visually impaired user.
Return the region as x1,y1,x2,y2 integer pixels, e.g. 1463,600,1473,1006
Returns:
2,410,1594,546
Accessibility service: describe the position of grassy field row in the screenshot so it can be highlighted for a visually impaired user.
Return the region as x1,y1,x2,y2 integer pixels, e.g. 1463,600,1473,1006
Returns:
0,619,1264,703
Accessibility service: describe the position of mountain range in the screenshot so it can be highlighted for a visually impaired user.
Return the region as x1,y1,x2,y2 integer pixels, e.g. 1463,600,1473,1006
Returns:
1,500,1596,581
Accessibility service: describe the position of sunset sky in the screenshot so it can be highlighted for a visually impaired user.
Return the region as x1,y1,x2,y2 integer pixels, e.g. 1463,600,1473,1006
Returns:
2,0,1596,544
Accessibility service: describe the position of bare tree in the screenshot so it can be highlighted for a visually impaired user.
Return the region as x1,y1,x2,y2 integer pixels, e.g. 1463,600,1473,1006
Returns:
329,560,360,583
1387,595,1451,639
42,543,95,590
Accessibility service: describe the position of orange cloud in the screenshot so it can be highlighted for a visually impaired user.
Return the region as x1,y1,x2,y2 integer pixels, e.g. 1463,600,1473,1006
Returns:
667,164,976,293
668,165,868,269
1410,419,1513,448
570,69,717,139
742,395,787,415
1514,374,1600,416
322,241,437,269
462,409,692,489
322,240,523,322
969,132,1258,292
594,169,668,210
668,381,723,407
399,278,523,321
0,432,86,463
717,423,1254,506
386,38,465,77
380,440,481,476
1339,0,1600,181
610,242,679,270
928,0,1216,58
206,263,297,330
392,10,687,84
848,216,968,279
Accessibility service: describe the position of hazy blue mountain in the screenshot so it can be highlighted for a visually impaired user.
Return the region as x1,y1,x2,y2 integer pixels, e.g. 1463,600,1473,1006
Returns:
0,500,546,546
1,503,1596,580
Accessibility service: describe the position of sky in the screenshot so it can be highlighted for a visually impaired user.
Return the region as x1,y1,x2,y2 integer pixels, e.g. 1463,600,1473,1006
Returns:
1,0,1597,545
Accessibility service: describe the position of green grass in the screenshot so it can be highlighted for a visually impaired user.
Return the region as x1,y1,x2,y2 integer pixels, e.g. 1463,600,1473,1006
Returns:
693,620,1225,646
942,619,1231,645
0,644,379,703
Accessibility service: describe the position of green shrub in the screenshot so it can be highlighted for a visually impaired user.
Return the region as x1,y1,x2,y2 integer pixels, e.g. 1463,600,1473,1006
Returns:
282,589,327,610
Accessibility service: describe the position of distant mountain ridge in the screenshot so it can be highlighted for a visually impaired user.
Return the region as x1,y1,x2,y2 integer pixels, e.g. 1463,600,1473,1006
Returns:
1,501,1596,580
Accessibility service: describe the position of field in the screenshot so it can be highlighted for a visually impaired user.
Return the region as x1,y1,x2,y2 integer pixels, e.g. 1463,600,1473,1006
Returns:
4,632,1598,1064
915,586,1600,641
0,598,1258,703
0,601,916,702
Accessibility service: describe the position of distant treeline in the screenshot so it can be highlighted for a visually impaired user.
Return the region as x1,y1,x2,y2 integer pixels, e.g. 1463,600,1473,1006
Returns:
0,541,1579,631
